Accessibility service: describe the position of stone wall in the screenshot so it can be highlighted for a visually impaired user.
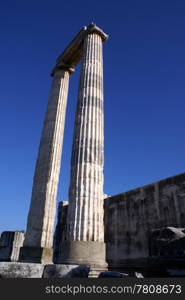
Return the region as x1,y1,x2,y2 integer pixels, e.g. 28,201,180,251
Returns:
0,231,24,262
104,173,185,271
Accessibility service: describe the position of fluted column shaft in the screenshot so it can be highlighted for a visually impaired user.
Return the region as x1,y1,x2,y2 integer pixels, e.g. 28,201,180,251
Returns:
23,68,70,249
67,33,104,242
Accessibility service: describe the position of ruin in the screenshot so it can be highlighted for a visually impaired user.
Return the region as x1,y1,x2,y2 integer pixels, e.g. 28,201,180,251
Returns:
18,23,108,274
0,24,185,277
104,172,185,276
52,172,185,277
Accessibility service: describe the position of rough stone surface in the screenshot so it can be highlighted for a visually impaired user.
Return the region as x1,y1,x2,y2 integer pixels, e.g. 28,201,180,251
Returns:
43,264,90,278
0,262,44,278
104,173,185,272
149,227,185,257
59,241,107,266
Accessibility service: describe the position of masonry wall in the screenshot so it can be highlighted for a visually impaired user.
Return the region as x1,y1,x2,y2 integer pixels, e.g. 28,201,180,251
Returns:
104,173,185,270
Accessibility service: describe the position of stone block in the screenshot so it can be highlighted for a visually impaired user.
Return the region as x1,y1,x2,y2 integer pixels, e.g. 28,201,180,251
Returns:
43,264,90,278
149,227,185,257
0,262,44,278
59,240,107,267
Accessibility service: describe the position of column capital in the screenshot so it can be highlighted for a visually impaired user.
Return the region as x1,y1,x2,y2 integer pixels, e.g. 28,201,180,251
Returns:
86,23,109,42
51,62,75,77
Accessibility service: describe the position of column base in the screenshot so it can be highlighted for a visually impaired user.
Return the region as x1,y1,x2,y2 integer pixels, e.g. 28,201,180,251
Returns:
19,246,53,264
59,241,107,270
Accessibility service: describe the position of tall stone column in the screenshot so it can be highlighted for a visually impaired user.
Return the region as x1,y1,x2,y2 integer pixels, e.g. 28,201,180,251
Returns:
19,65,73,263
60,24,108,270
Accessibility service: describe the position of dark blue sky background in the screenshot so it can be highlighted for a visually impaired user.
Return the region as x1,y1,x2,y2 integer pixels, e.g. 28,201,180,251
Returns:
0,0,185,234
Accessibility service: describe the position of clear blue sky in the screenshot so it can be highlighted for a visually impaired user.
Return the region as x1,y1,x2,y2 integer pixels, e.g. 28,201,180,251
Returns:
0,0,185,234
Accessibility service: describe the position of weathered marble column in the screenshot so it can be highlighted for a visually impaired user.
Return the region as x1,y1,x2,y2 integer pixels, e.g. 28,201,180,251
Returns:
60,24,108,269
19,65,73,263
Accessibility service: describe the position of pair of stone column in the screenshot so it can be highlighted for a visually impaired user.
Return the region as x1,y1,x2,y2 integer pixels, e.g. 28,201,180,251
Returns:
19,24,108,269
